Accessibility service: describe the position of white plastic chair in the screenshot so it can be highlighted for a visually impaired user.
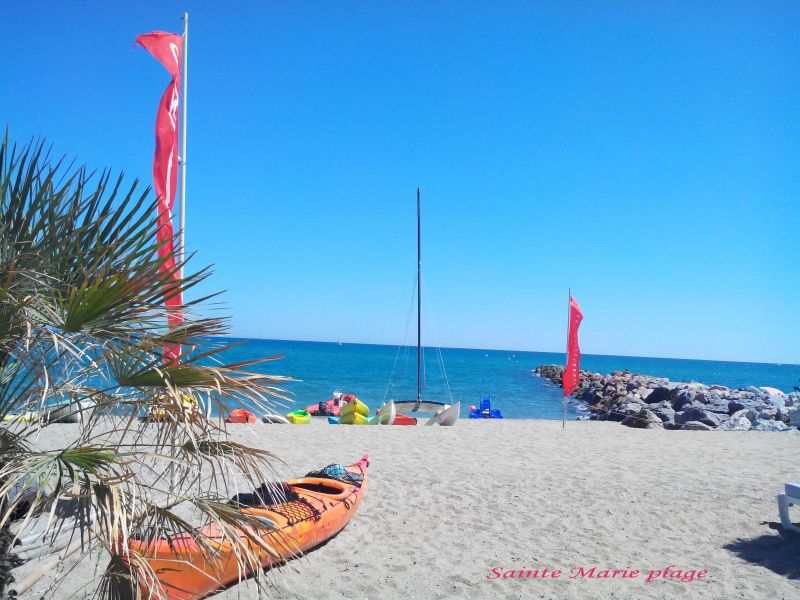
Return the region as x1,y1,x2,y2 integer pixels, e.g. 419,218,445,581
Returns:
776,482,800,534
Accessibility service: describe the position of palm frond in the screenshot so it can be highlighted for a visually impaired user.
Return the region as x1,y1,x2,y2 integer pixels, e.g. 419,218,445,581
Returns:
0,132,295,599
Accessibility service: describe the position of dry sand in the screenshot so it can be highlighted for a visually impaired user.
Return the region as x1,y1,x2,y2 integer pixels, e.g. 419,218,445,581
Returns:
16,419,800,600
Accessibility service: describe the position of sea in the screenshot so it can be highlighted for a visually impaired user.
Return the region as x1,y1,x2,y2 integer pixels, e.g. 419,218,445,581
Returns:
217,339,800,420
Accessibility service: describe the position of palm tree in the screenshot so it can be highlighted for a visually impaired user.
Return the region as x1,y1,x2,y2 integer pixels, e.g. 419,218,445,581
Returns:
0,133,293,598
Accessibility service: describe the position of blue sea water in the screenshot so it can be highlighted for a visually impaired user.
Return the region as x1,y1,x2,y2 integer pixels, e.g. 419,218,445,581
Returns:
216,339,800,420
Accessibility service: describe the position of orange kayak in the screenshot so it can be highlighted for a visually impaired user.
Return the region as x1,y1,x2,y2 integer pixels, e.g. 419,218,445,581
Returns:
393,413,418,426
127,455,369,600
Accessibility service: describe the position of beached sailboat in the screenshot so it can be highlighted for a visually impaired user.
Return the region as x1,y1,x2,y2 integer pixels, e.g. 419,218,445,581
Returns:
392,189,460,425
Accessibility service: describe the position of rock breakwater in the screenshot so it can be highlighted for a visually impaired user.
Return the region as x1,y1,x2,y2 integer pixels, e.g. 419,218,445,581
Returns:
534,365,799,431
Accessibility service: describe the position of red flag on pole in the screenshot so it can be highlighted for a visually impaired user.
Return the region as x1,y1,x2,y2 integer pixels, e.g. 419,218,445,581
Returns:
137,31,183,357
563,296,583,397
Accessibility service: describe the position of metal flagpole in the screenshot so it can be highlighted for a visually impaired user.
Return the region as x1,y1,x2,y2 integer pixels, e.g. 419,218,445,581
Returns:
168,11,189,497
417,187,422,408
179,11,188,279
563,287,571,430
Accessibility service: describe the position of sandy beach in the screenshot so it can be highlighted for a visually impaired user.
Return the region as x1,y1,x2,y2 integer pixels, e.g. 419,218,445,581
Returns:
15,418,800,600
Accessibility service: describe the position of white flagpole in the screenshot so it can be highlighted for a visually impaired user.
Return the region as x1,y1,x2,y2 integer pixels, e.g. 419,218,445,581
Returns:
169,11,189,495
179,11,188,279
563,287,571,430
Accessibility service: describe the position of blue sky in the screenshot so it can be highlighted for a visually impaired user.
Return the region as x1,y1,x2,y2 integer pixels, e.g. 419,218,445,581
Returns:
1,2,798,363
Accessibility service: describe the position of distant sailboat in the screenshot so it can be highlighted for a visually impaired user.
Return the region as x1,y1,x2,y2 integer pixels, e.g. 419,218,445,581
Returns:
393,189,460,424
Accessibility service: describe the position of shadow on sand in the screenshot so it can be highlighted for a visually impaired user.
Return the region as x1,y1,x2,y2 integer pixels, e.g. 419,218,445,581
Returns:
724,522,800,580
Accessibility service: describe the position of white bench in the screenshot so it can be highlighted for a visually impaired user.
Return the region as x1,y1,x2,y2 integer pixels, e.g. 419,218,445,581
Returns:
776,482,800,534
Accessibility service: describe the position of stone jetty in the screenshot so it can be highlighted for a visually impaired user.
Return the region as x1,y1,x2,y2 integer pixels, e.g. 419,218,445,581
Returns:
534,365,799,431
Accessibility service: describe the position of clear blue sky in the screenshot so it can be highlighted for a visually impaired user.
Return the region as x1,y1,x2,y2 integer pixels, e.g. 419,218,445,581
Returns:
2,2,798,363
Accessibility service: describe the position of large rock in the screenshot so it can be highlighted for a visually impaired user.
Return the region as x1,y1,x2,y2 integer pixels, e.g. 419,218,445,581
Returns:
650,405,676,423
757,406,778,420
621,408,662,429
717,416,752,432
605,403,640,422
675,407,723,427
766,395,786,410
674,389,697,408
644,386,672,405
671,395,695,411
776,406,792,423
681,421,714,431
705,400,731,414
751,419,789,432
728,400,746,414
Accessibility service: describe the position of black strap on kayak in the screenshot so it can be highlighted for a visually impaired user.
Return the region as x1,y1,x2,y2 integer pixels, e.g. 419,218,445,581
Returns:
230,483,300,508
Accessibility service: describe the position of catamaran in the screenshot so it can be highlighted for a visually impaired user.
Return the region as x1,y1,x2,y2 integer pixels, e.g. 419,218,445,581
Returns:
392,189,460,426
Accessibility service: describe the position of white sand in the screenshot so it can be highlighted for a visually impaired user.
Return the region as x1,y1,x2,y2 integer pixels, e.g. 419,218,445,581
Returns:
16,419,800,599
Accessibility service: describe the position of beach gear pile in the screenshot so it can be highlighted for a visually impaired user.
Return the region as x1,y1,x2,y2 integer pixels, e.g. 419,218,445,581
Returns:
327,397,414,425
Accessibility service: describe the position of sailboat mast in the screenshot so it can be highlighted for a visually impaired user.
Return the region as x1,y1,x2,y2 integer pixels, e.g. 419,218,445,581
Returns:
178,11,189,279
417,187,422,403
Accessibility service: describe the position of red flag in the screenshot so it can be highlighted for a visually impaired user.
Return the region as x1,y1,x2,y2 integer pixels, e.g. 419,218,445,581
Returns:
137,31,183,357
563,296,583,397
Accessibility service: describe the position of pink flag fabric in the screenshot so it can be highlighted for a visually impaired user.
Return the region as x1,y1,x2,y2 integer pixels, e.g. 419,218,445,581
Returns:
563,297,584,397
136,31,183,358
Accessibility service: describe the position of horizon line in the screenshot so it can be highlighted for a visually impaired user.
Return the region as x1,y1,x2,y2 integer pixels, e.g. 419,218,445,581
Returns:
219,336,800,369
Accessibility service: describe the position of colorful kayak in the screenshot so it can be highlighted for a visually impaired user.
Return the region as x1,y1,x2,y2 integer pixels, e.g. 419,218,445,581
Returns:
392,413,417,426
339,411,369,425
327,415,340,424
340,399,369,418
286,409,311,424
127,455,369,600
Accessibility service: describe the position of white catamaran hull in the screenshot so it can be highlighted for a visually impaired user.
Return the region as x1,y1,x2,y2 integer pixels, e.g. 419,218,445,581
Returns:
424,402,460,426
